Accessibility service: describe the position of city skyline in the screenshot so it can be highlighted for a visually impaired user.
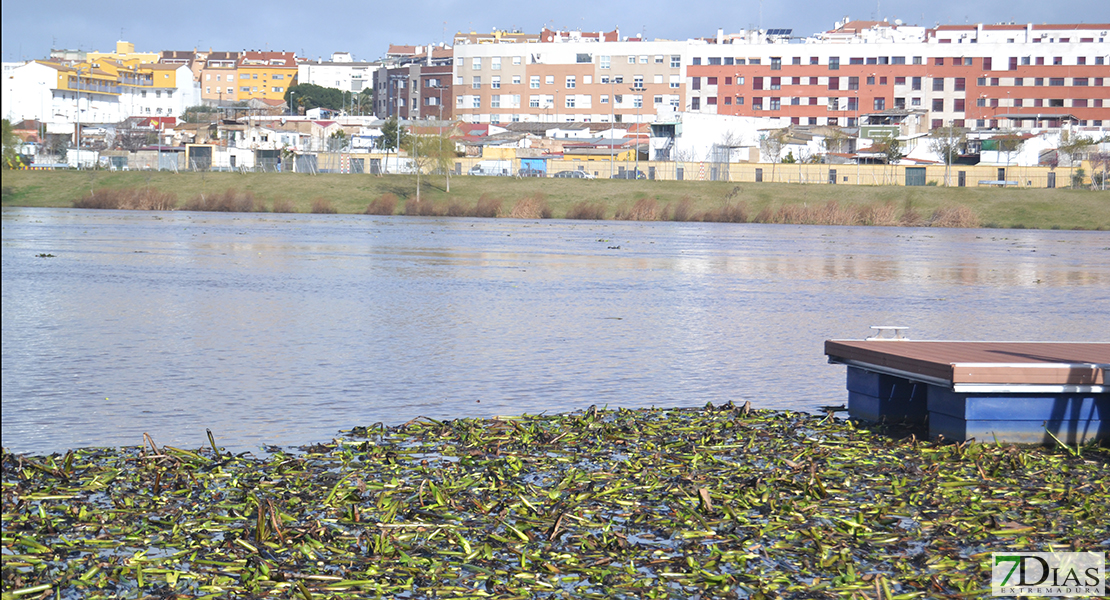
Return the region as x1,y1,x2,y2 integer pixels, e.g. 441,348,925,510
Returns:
3,0,1107,62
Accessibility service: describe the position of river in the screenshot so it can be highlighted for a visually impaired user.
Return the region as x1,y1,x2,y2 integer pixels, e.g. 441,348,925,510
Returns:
3,207,1108,455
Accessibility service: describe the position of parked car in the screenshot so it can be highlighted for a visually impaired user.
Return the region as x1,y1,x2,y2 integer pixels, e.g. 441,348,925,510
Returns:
553,170,594,179
610,169,646,180
518,168,546,177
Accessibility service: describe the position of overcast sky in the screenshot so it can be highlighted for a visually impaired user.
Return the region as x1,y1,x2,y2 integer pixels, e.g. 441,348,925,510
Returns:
3,0,1107,63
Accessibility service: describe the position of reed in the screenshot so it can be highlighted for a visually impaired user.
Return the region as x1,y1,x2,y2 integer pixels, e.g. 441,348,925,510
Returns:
73,187,178,210
508,194,552,219
184,189,259,212
470,194,503,218
930,205,981,228
615,197,660,221
365,193,398,216
310,197,337,214
565,201,607,221
271,197,296,213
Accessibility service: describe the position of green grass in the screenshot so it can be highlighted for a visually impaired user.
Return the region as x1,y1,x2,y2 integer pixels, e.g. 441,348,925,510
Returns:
3,170,1108,230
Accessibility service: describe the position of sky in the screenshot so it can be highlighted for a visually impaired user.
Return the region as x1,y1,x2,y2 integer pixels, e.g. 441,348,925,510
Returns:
2,0,1108,63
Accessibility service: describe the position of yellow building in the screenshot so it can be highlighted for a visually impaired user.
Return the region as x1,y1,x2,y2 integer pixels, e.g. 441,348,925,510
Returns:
235,51,298,102
86,41,160,66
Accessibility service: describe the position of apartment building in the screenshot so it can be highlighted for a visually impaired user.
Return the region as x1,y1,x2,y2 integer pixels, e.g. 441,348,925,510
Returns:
686,20,1109,130
449,22,1107,131
236,51,298,102
372,44,454,120
298,52,377,93
1,58,198,131
451,28,687,124
198,52,241,103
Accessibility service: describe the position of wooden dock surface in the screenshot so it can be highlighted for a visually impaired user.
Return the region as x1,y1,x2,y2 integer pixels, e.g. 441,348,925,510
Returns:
825,341,1109,386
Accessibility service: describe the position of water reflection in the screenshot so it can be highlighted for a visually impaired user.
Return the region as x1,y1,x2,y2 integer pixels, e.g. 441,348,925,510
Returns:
3,208,1108,455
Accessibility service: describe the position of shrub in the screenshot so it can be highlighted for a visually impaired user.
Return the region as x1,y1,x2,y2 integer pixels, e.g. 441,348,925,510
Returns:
446,201,469,217
310,197,337,214
566,201,606,220
365,193,398,215
929,205,980,228
508,194,551,219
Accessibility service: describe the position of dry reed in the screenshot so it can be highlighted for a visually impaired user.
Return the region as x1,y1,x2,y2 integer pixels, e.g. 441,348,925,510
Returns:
859,201,899,226
365,193,398,215
74,187,178,211
566,201,607,220
508,194,552,219
271,197,296,213
700,201,749,223
669,196,695,221
929,205,980,228
471,194,503,218
184,189,260,212
615,198,660,221
310,197,337,214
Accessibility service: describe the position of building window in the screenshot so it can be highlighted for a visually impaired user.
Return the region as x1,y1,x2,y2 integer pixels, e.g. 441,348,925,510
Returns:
600,55,610,69
707,97,717,105
599,95,608,104
769,97,781,110
472,97,480,108
491,96,501,108
828,57,839,70
895,76,906,85
654,95,663,104
640,56,648,64
827,77,838,91
771,57,781,70
1049,77,1064,86
932,99,944,111
512,75,521,85
655,55,664,64
934,57,944,66
769,77,780,90
708,76,718,86
708,57,721,65
671,55,680,68
692,77,701,90
633,75,643,89
566,76,575,89
911,77,922,91
472,77,481,89
954,98,965,112
529,95,540,108
691,97,700,110
545,75,554,85
530,76,539,89
472,57,481,69
725,97,733,105
955,77,965,91
565,96,574,108
866,76,875,85
1073,78,1088,86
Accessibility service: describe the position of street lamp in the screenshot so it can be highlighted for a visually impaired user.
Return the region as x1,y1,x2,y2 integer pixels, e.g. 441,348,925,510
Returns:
74,66,84,169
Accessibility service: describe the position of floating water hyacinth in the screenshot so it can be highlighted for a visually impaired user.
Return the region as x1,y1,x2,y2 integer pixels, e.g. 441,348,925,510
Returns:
2,404,1107,599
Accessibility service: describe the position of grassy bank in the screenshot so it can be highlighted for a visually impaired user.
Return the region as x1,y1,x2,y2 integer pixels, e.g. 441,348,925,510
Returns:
2,406,1106,599
3,169,1109,229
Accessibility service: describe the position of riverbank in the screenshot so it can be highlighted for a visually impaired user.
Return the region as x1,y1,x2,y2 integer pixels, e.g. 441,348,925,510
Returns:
3,170,1109,229
3,406,1106,599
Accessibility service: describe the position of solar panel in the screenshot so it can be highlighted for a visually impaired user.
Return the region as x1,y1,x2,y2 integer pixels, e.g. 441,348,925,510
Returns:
766,28,793,36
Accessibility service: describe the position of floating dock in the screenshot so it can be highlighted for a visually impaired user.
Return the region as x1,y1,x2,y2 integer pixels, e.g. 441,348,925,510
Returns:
825,337,1109,444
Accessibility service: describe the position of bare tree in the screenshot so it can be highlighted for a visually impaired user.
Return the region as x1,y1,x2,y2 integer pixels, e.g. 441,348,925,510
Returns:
928,125,965,186
759,129,787,182
1057,133,1094,188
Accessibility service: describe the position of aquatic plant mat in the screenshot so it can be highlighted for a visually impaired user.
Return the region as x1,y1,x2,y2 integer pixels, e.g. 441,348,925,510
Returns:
3,406,1107,599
